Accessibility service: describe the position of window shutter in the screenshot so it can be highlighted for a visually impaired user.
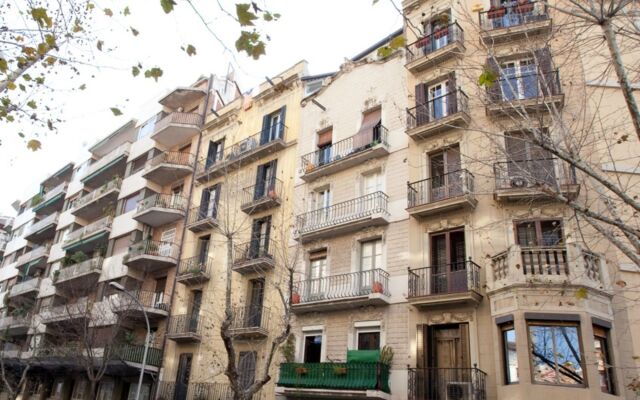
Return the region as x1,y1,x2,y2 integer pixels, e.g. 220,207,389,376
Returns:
416,324,425,368
317,128,333,147
535,47,555,95
486,57,502,102
309,249,327,260
260,114,271,144
279,106,287,138
415,83,429,125
446,72,457,114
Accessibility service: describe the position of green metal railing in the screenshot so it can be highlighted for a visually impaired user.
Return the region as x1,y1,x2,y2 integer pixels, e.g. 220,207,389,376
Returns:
116,345,163,367
278,362,390,393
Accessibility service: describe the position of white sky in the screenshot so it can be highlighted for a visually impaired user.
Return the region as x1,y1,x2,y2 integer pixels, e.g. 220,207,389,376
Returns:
0,0,402,216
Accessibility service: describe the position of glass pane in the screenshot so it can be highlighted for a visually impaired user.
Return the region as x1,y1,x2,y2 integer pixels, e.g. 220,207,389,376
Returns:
358,332,381,350
530,324,583,385
503,329,519,383
540,220,563,246
516,222,537,246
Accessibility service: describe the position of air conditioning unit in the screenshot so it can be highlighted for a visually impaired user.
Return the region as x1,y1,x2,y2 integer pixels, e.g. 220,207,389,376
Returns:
510,176,528,188
446,382,472,400
238,137,256,154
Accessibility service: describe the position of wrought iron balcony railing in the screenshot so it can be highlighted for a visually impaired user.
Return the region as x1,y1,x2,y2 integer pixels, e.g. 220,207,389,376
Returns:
296,191,388,235
187,205,218,225
111,289,171,313
300,126,388,173
408,170,474,208
407,89,469,131
278,362,390,393
493,158,576,191
234,239,274,264
177,256,213,278
408,367,487,400
115,344,163,367
230,305,270,332
293,268,389,304
241,178,283,208
137,193,188,213
488,70,562,103
406,22,464,64
145,151,195,170
408,260,481,298
157,381,265,400
167,314,202,336
479,0,548,31
197,122,287,176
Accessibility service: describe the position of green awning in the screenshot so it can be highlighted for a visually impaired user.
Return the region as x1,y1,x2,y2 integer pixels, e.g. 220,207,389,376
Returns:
62,231,109,252
32,193,64,212
81,155,126,184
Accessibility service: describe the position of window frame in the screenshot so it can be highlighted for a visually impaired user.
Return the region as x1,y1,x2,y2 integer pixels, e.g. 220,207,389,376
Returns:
514,218,564,247
302,331,324,363
500,322,519,384
356,327,381,351
526,320,586,388
593,325,615,395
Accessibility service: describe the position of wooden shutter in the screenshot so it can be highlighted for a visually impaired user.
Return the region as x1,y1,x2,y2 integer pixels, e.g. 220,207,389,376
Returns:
415,83,429,125
446,72,458,115
486,57,502,101
309,249,327,260
317,128,333,147
260,114,271,144
535,47,555,95
416,324,426,368
279,106,287,138
459,323,471,368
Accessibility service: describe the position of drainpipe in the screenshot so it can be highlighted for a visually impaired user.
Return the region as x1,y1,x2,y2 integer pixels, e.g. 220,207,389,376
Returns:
153,74,214,397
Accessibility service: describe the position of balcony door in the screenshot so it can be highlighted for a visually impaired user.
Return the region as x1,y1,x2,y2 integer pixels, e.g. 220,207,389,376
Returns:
174,353,192,400
310,188,331,227
500,59,538,101
360,239,382,294
238,351,257,390
361,171,382,215
307,251,327,301
247,279,264,328
188,291,201,333
205,139,224,168
254,160,277,200
159,228,176,257
505,131,556,186
430,229,466,294
429,146,462,202
154,277,166,309
261,106,286,144
249,216,271,259
199,184,220,219
429,82,448,120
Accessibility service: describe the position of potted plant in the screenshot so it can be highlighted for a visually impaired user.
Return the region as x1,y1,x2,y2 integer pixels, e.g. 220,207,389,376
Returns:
268,188,278,199
30,193,44,207
416,36,430,48
380,345,394,365
291,292,301,304
305,163,316,173
433,26,449,39
295,366,308,375
488,5,506,19
372,281,384,294
52,270,60,282
281,334,296,363
516,0,534,13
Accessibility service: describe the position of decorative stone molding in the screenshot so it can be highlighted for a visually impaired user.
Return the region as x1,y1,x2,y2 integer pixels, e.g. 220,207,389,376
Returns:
425,217,468,232
428,312,474,325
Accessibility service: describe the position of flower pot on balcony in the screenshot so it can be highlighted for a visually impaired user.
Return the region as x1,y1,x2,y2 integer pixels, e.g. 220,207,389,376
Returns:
488,7,506,18
292,293,301,304
416,37,430,48
516,0,534,13
372,281,384,294
305,164,316,173
295,367,308,375
268,189,278,199
333,366,348,376
434,28,449,39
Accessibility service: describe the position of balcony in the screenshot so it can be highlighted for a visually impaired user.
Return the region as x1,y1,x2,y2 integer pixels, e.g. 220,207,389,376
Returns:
40,299,89,324
233,239,275,275
196,123,287,182
407,170,477,217
493,159,579,201
115,344,163,369
71,177,122,220
292,268,390,314
159,86,207,109
406,89,470,140
32,182,67,215
62,216,112,253
490,244,609,293
229,305,270,339
81,142,130,187
405,23,465,73
143,151,196,186
151,112,202,148
54,257,103,291
0,314,32,335
486,70,563,116
408,367,487,400
176,256,212,286
166,314,202,343
296,192,389,243
240,178,283,215
133,194,188,227
300,126,389,182
16,245,51,272
8,278,40,302
479,1,551,43
186,205,218,233
111,290,171,319
408,260,482,307
24,212,59,243
277,362,390,398
123,240,179,272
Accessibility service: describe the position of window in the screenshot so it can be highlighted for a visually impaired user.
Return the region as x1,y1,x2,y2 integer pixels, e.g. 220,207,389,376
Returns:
205,139,224,168
137,113,159,140
360,239,382,271
316,128,333,165
501,323,519,384
71,379,87,400
130,154,147,175
122,192,141,214
303,333,322,363
261,106,286,144
593,325,615,394
238,351,257,390
356,108,382,147
357,330,380,350
304,80,322,96
500,59,538,101
528,322,584,386
429,146,462,201
516,220,563,247
362,171,382,196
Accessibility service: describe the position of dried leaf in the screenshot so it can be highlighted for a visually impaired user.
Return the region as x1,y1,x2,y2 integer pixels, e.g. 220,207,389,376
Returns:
110,107,123,116
236,3,258,26
27,139,41,151
160,0,176,13
575,287,588,300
